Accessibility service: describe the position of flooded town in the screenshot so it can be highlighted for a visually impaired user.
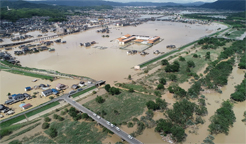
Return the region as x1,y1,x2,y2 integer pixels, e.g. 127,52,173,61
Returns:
0,0,245,144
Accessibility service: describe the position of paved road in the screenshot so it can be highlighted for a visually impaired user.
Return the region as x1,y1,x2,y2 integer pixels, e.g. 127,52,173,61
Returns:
63,96,143,144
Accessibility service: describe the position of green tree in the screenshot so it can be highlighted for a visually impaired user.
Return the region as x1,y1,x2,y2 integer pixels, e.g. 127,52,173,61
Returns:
157,84,164,90
145,110,154,119
155,98,168,110
81,113,89,119
95,96,105,103
128,75,132,80
53,114,58,119
169,74,177,81
44,117,51,122
127,122,134,128
206,52,211,60
187,60,195,68
48,127,58,138
161,59,169,65
193,54,198,58
128,88,134,93
159,78,166,85
58,116,64,121
154,91,161,97
42,122,50,129
105,84,111,92
179,56,186,61
146,100,159,110
9,140,21,144
171,125,186,142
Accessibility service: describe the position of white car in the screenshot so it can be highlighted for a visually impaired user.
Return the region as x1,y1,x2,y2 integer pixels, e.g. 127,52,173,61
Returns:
97,115,101,119
0,114,4,118
128,135,133,139
106,121,111,125
116,127,120,131
110,124,114,127
6,110,15,115
93,113,97,117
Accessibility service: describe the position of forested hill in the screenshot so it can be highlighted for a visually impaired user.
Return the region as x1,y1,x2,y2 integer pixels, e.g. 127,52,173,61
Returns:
0,0,54,9
200,0,246,11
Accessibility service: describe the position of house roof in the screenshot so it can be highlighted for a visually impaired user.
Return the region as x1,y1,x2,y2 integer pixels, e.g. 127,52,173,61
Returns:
56,83,65,88
25,87,31,89
42,89,53,94
134,39,144,42
124,34,131,38
19,103,26,108
23,103,32,108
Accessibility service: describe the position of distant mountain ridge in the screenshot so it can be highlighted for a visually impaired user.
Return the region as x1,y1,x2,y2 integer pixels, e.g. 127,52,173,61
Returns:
200,0,246,11
27,0,205,7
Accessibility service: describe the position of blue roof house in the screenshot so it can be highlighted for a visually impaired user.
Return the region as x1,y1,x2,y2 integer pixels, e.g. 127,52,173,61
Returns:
25,87,32,91
19,103,26,108
52,89,59,95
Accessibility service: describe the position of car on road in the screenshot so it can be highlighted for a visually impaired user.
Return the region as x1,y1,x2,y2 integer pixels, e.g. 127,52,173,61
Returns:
97,115,101,119
6,110,15,115
93,113,97,117
0,114,4,118
69,90,76,95
106,121,111,125
128,135,133,139
77,88,83,92
116,127,120,131
110,124,114,127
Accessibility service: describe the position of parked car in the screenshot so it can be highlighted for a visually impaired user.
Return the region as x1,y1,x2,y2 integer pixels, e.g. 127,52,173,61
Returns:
6,110,15,115
0,114,4,118
77,88,83,92
97,115,101,119
93,113,97,117
69,90,76,95
128,135,133,139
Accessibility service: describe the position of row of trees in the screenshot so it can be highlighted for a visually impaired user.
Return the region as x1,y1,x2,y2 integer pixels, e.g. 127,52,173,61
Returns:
238,54,246,69
230,79,246,102
208,100,236,135
105,84,120,95
202,58,234,88
165,61,180,72
197,37,227,49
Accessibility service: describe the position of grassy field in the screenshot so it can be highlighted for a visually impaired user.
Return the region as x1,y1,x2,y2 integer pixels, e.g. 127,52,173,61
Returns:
71,86,97,98
84,91,156,124
3,122,41,142
23,135,55,144
45,120,107,144
25,101,60,118
5,69,54,81
0,115,27,128
226,28,246,39
117,83,154,94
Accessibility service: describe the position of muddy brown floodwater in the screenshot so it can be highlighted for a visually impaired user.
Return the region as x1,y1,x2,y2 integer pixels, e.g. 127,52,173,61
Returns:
6,21,227,85
185,64,246,144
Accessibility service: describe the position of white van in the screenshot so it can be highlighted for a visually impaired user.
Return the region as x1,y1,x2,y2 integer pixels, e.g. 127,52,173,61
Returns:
116,127,120,131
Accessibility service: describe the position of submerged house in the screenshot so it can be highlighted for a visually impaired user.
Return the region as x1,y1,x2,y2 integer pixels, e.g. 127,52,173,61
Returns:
56,83,66,90
22,103,32,110
41,89,53,97
25,87,32,91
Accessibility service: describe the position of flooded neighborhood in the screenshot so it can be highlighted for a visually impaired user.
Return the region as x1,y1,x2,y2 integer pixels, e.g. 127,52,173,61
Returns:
0,0,245,144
